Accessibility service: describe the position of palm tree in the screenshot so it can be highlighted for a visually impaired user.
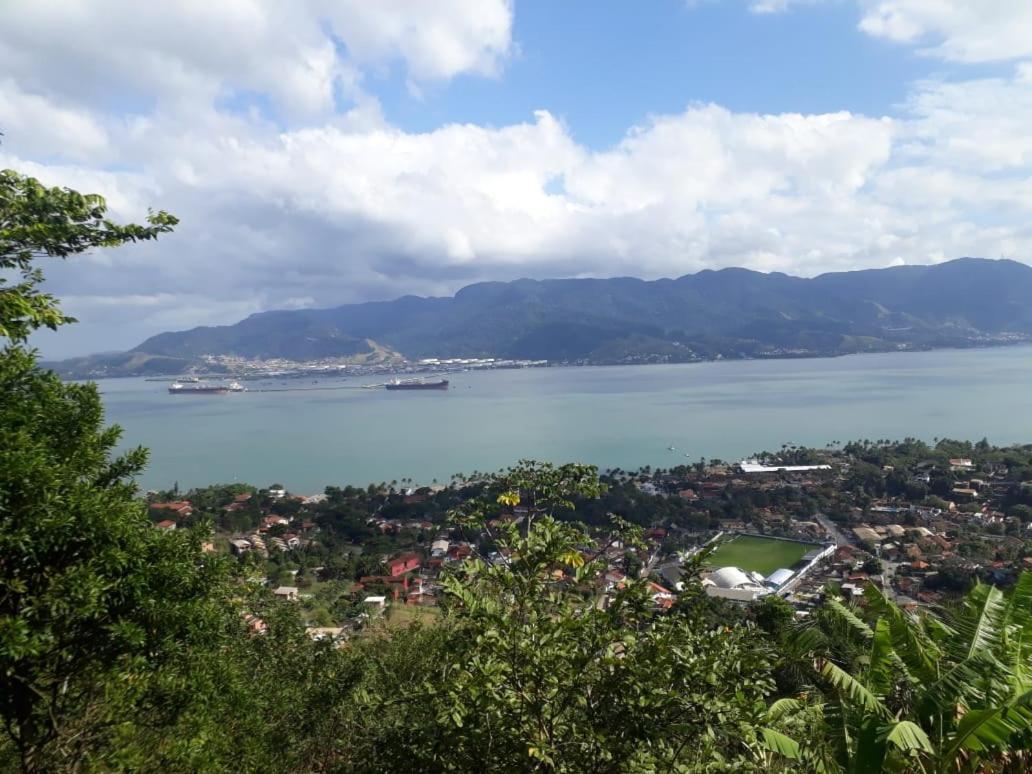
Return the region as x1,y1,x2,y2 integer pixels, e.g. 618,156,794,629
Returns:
779,575,1032,772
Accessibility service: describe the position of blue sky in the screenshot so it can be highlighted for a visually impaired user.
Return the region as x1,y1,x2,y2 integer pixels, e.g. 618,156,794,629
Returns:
383,1,929,145
2,0,1032,357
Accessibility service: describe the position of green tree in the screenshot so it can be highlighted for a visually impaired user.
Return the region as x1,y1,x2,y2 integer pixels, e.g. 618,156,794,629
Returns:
0,170,229,770
861,556,883,575
1,169,176,342
348,462,796,771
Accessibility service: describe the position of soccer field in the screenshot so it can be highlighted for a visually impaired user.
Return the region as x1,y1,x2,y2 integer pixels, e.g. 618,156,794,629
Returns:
705,535,810,577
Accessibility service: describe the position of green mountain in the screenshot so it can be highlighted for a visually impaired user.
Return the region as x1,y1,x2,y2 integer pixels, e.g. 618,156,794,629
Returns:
50,258,1032,376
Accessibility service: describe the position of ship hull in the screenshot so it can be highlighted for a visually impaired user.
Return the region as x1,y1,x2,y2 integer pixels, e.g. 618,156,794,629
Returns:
169,387,229,394
385,379,449,391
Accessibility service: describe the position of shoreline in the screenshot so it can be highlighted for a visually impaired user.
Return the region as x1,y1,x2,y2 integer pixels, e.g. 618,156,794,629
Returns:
50,336,1032,382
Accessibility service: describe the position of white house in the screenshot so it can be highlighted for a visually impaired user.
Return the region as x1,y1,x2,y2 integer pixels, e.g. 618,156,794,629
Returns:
273,586,299,601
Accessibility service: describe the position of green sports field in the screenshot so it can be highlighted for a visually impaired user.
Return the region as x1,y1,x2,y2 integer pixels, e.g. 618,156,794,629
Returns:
705,535,810,577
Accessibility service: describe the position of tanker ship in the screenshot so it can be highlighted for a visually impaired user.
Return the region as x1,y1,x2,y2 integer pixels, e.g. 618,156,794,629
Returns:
168,380,245,395
384,378,449,391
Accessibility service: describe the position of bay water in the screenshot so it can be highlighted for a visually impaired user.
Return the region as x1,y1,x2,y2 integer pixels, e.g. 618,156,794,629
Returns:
95,345,1032,493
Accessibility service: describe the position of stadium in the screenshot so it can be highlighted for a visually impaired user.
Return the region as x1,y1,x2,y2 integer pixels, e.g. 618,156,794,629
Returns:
700,533,834,602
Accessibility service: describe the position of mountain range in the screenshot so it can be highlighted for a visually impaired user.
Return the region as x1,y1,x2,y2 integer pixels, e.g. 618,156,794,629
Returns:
48,258,1032,377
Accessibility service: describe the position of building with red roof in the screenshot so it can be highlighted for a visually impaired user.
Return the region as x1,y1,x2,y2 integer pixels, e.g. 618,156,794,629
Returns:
387,553,421,576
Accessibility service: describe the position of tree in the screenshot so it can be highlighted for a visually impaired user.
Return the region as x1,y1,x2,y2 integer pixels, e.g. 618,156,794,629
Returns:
349,461,797,771
861,556,883,575
1,169,176,342
0,170,227,770
1010,504,1032,523
752,594,795,640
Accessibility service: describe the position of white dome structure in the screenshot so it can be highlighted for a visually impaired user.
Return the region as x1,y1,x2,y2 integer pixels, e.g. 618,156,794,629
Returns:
707,566,752,589
702,566,769,602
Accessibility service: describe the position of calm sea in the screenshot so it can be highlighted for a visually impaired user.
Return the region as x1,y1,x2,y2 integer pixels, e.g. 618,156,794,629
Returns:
95,345,1032,493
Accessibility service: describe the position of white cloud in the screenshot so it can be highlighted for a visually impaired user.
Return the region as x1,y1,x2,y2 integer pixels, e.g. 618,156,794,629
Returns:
3,1,1032,358
899,63,1032,171
0,0,514,121
748,0,824,14
326,0,514,81
0,80,109,161
857,0,1032,62
743,0,1032,63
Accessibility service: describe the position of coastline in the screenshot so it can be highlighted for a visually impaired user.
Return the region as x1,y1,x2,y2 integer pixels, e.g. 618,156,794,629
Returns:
49,335,1032,382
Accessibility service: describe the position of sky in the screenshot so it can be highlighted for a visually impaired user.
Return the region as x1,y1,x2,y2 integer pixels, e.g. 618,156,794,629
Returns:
3,1,1032,358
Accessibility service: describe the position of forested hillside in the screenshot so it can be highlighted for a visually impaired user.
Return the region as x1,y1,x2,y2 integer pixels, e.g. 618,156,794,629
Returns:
47,257,1032,377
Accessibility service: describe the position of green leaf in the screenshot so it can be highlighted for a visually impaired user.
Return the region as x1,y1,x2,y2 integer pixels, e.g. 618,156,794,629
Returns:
881,720,932,753
765,697,804,722
819,659,890,719
760,727,800,759
964,582,1006,660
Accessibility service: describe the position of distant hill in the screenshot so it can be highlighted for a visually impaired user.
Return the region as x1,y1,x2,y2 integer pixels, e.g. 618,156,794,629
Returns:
48,258,1032,377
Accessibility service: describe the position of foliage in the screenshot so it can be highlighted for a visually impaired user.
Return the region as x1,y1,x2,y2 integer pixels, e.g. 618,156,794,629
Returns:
783,578,1032,772
0,169,177,342
363,463,792,772
0,341,241,770
0,171,195,770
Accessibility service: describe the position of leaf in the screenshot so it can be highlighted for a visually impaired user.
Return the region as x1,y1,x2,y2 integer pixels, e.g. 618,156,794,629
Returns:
826,597,874,641
559,550,584,569
881,720,933,753
964,582,1006,661
496,490,521,507
760,727,800,759
765,697,804,722
867,619,904,697
819,659,890,719
864,584,940,682
950,689,1032,756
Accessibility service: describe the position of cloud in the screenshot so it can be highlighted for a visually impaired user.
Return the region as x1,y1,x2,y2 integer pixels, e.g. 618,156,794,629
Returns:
326,0,514,81
857,0,1032,62
0,80,109,161
3,1,1032,358
741,1,1032,64
748,0,824,14
0,0,514,121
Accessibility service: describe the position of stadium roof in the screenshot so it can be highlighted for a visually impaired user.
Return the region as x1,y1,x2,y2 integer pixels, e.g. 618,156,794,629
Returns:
738,460,832,474
707,566,763,590
765,568,794,588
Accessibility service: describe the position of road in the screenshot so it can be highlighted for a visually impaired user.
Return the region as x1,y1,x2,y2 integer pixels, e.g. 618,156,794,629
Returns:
815,514,921,606
816,514,850,547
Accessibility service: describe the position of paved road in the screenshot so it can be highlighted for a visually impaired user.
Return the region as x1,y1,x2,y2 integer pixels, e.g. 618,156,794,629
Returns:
816,514,850,547
879,557,918,606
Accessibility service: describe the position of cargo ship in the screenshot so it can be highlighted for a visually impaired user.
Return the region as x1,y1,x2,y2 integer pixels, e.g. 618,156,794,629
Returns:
168,380,245,395
384,378,449,391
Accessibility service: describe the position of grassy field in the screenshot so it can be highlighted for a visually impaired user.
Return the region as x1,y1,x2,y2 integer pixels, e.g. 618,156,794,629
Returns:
384,604,440,629
705,535,810,577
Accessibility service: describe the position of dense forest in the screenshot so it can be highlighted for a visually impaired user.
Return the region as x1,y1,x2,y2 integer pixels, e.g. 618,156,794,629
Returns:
3,169,1032,771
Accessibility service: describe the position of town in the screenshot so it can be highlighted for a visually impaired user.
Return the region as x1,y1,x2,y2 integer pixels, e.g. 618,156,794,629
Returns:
146,437,1032,643
191,353,550,381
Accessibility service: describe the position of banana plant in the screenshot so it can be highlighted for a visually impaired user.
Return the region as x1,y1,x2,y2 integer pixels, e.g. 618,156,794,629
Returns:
781,572,1032,772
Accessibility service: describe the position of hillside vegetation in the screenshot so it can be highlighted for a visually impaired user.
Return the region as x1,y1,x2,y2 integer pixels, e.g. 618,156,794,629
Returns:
49,258,1032,376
